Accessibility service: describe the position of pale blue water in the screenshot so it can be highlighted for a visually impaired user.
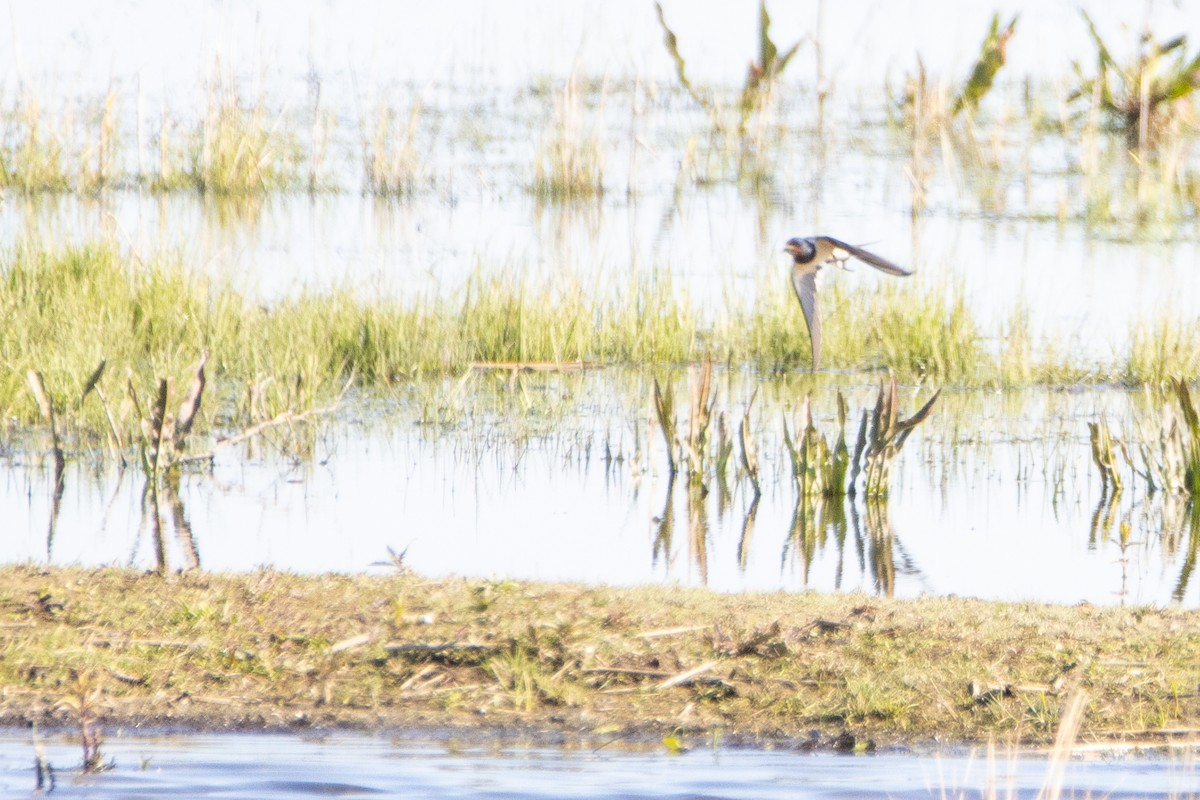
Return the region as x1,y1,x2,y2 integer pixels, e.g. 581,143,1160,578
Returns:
1,732,1196,799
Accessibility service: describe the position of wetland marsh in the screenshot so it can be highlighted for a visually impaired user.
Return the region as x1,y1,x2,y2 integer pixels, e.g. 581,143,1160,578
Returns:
2,1,1200,792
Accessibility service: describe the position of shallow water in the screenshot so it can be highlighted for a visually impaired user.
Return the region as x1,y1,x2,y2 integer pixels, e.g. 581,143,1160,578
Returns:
2,2,1200,607
4,376,1197,606
2,731,1196,799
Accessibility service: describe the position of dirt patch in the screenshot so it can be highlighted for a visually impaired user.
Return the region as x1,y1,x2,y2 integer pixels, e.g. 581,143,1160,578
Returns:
1,566,1198,751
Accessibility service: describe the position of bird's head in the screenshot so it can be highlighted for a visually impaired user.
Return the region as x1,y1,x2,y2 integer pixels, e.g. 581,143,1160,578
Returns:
784,237,817,264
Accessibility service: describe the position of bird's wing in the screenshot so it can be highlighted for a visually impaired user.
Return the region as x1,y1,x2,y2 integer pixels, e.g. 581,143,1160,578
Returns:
791,265,822,368
817,236,913,276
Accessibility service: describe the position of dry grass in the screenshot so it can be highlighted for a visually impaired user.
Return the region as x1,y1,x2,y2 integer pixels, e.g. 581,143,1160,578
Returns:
2,566,1199,751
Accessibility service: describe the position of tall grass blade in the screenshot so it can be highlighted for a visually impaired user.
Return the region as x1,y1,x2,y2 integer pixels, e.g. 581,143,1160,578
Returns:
78,359,106,406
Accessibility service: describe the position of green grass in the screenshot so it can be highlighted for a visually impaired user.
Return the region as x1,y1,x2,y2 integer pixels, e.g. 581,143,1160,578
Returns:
734,276,984,381
4,566,1200,751
363,100,427,197
1127,316,1200,385
188,77,304,195
532,76,606,200
0,95,78,193
4,242,1200,442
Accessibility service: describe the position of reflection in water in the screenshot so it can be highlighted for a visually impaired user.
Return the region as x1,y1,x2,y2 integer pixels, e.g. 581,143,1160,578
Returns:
779,493,911,599
139,473,202,575
652,473,676,571
737,492,760,571
652,476,713,587
45,459,65,564
687,482,709,586
6,377,1200,606
164,474,201,572
1088,486,1123,550
1172,500,1200,603
861,499,896,598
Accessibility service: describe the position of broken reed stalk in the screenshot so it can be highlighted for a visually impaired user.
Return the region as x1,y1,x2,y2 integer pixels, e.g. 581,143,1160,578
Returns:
858,375,942,498
1172,377,1200,496
783,398,831,497
684,359,715,485
76,359,125,465
136,352,208,479
715,410,733,492
739,387,761,497
776,380,939,500
1100,378,1198,496
1087,417,1126,494
26,370,65,480
652,376,677,476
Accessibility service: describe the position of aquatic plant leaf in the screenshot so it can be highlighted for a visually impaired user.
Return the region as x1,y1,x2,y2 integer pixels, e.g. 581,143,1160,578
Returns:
1080,11,1118,75
1087,419,1124,494
79,359,106,405
684,359,714,478
953,13,1018,115
1161,47,1200,103
654,2,706,110
175,351,208,446
897,386,940,434
1173,378,1200,495
774,40,802,77
758,1,777,74
781,411,799,481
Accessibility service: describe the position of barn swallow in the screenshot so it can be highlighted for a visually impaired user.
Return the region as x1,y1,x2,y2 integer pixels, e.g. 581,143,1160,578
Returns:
785,236,913,370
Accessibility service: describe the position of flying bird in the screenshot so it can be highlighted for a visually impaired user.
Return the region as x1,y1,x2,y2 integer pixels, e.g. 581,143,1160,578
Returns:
784,236,913,370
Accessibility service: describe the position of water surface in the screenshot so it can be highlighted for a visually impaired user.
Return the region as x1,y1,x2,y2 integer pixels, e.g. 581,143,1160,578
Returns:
2,731,1196,799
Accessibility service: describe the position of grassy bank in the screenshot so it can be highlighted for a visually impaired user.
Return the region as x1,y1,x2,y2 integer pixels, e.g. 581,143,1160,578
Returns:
1,566,1198,751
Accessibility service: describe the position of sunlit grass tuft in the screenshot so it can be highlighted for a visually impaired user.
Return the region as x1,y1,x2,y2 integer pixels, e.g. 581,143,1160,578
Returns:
532,76,606,200
78,89,120,194
817,282,982,382
7,242,1200,445
1127,316,1200,385
187,71,303,195
363,99,427,197
0,95,73,192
